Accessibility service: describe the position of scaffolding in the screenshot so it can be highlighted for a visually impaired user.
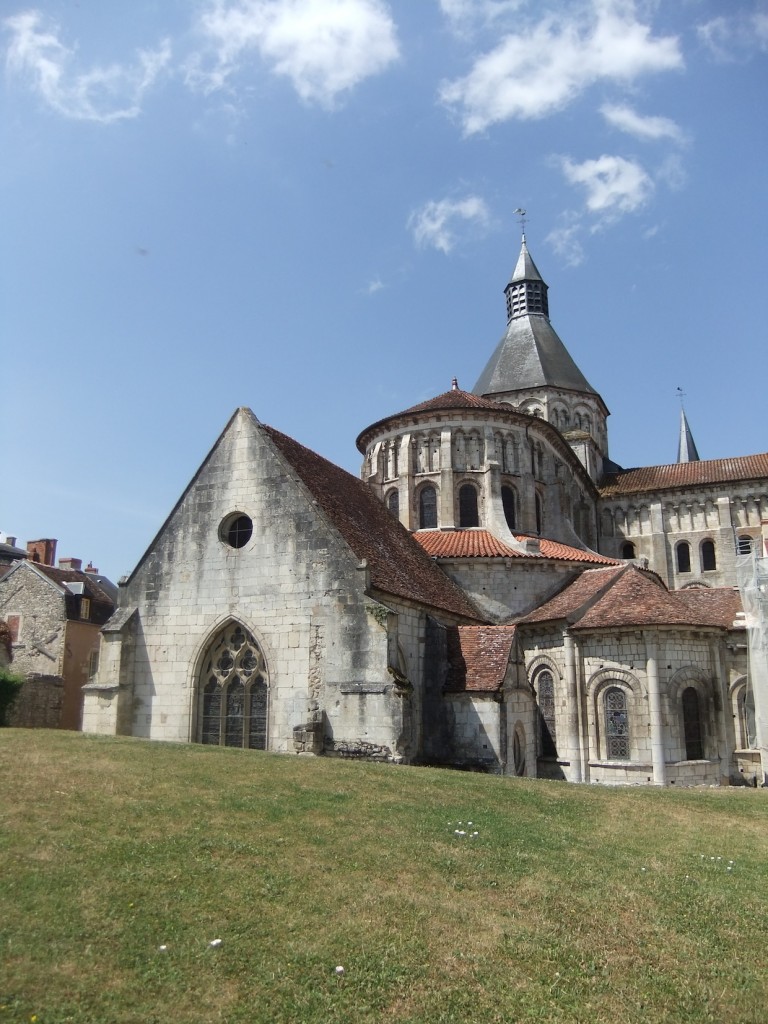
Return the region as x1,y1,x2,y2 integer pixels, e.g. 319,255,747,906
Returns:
735,524,768,785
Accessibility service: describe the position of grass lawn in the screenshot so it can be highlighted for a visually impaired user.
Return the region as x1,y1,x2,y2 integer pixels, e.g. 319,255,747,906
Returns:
1,730,766,1024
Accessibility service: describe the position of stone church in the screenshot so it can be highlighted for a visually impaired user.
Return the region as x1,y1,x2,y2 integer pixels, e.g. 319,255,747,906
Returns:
83,237,767,786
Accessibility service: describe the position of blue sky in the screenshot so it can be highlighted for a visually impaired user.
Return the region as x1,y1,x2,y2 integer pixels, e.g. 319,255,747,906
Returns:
2,0,767,582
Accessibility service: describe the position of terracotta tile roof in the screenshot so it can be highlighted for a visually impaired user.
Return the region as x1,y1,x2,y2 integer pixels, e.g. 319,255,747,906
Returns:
414,528,619,565
356,388,509,451
445,624,517,693
600,453,768,497
520,565,744,630
263,425,481,621
674,588,744,629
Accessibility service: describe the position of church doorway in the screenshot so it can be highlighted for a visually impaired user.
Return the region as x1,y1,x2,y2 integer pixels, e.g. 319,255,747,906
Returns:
197,622,269,749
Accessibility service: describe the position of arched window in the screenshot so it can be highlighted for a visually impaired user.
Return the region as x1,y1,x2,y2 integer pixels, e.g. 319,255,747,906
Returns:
737,535,753,556
676,541,691,573
736,685,756,749
621,541,636,559
682,687,704,760
458,484,479,527
419,485,437,529
701,540,717,572
535,494,543,535
501,486,516,531
536,670,557,758
386,489,399,519
604,687,629,760
199,623,268,750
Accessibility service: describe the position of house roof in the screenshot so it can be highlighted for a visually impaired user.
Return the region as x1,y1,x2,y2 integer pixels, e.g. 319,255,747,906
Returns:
4,561,116,624
445,624,517,693
263,424,481,621
414,528,619,565
519,564,744,631
599,452,768,497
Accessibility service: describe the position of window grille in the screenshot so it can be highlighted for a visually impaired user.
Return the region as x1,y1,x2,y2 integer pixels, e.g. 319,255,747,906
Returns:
605,687,629,759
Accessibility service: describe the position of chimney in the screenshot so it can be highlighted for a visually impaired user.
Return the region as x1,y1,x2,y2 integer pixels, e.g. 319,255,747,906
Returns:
58,557,83,572
27,538,57,566
5,537,16,548
84,561,99,575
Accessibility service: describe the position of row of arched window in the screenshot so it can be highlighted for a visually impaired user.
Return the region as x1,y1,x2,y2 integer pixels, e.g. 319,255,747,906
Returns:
533,669,706,762
386,482,533,533
374,430,556,482
676,539,717,574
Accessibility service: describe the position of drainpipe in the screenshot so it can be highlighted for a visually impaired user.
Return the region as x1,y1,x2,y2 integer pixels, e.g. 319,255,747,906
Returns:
564,630,582,782
645,635,666,785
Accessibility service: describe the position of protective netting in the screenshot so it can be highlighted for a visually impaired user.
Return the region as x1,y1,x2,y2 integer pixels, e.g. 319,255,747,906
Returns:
736,544,768,785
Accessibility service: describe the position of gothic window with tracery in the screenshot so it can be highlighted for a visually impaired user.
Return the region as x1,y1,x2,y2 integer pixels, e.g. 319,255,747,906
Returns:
604,686,629,760
386,489,399,519
536,670,557,757
199,623,268,750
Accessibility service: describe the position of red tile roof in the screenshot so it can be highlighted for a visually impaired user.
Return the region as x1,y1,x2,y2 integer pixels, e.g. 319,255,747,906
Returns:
445,624,517,693
264,425,481,621
414,528,619,565
519,565,744,630
356,388,512,451
600,453,768,497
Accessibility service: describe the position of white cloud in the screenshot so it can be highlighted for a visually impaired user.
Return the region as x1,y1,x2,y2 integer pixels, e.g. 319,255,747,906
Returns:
698,9,768,61
4,11,170,123
188,0,399,105
365,276,385,294
408,195,490,254
440,0,682,133
600,103,684,143
547,224,585,267
439,0,523,33
560,154,653,216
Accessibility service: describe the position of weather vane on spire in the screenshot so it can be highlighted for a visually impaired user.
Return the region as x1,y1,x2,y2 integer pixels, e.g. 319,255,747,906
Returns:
514,207,527,239
676,386,686,408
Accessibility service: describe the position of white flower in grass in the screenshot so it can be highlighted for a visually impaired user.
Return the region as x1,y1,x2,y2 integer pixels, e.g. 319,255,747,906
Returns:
209,938,223,948
158,944,168,952
335,965,345,976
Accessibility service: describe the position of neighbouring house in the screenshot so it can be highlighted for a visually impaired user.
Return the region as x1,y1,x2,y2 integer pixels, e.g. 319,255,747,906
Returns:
0,549,116,729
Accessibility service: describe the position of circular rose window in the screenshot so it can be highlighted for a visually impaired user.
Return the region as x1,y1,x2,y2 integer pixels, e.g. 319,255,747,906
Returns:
220,513,253,549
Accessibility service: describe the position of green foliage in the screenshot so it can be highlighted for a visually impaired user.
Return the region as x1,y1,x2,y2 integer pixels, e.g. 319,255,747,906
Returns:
1,730,767,1024
0,669,23,726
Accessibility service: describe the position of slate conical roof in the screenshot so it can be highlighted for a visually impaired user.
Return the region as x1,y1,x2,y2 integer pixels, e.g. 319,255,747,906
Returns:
677,407,700,463
473,236,598,398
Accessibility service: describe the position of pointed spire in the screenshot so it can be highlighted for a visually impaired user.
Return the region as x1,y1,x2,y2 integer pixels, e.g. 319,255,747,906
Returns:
505,235,549,321
677,407,700,463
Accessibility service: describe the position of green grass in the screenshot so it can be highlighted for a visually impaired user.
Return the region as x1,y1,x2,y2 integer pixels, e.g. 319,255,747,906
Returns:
1,731,766,1024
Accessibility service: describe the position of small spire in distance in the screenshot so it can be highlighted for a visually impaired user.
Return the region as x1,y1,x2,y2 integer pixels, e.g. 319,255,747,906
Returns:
676,388,700,463
451,377,459,391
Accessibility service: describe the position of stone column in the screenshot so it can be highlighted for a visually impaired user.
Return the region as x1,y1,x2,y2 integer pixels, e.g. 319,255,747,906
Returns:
399,433,413,530
712,636,733,785
564,630,582,782
645,635,666,785
439,429,454,528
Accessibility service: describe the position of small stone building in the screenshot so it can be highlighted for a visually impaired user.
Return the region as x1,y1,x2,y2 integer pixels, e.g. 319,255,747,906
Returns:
0,558,115,729
83,235,766,785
